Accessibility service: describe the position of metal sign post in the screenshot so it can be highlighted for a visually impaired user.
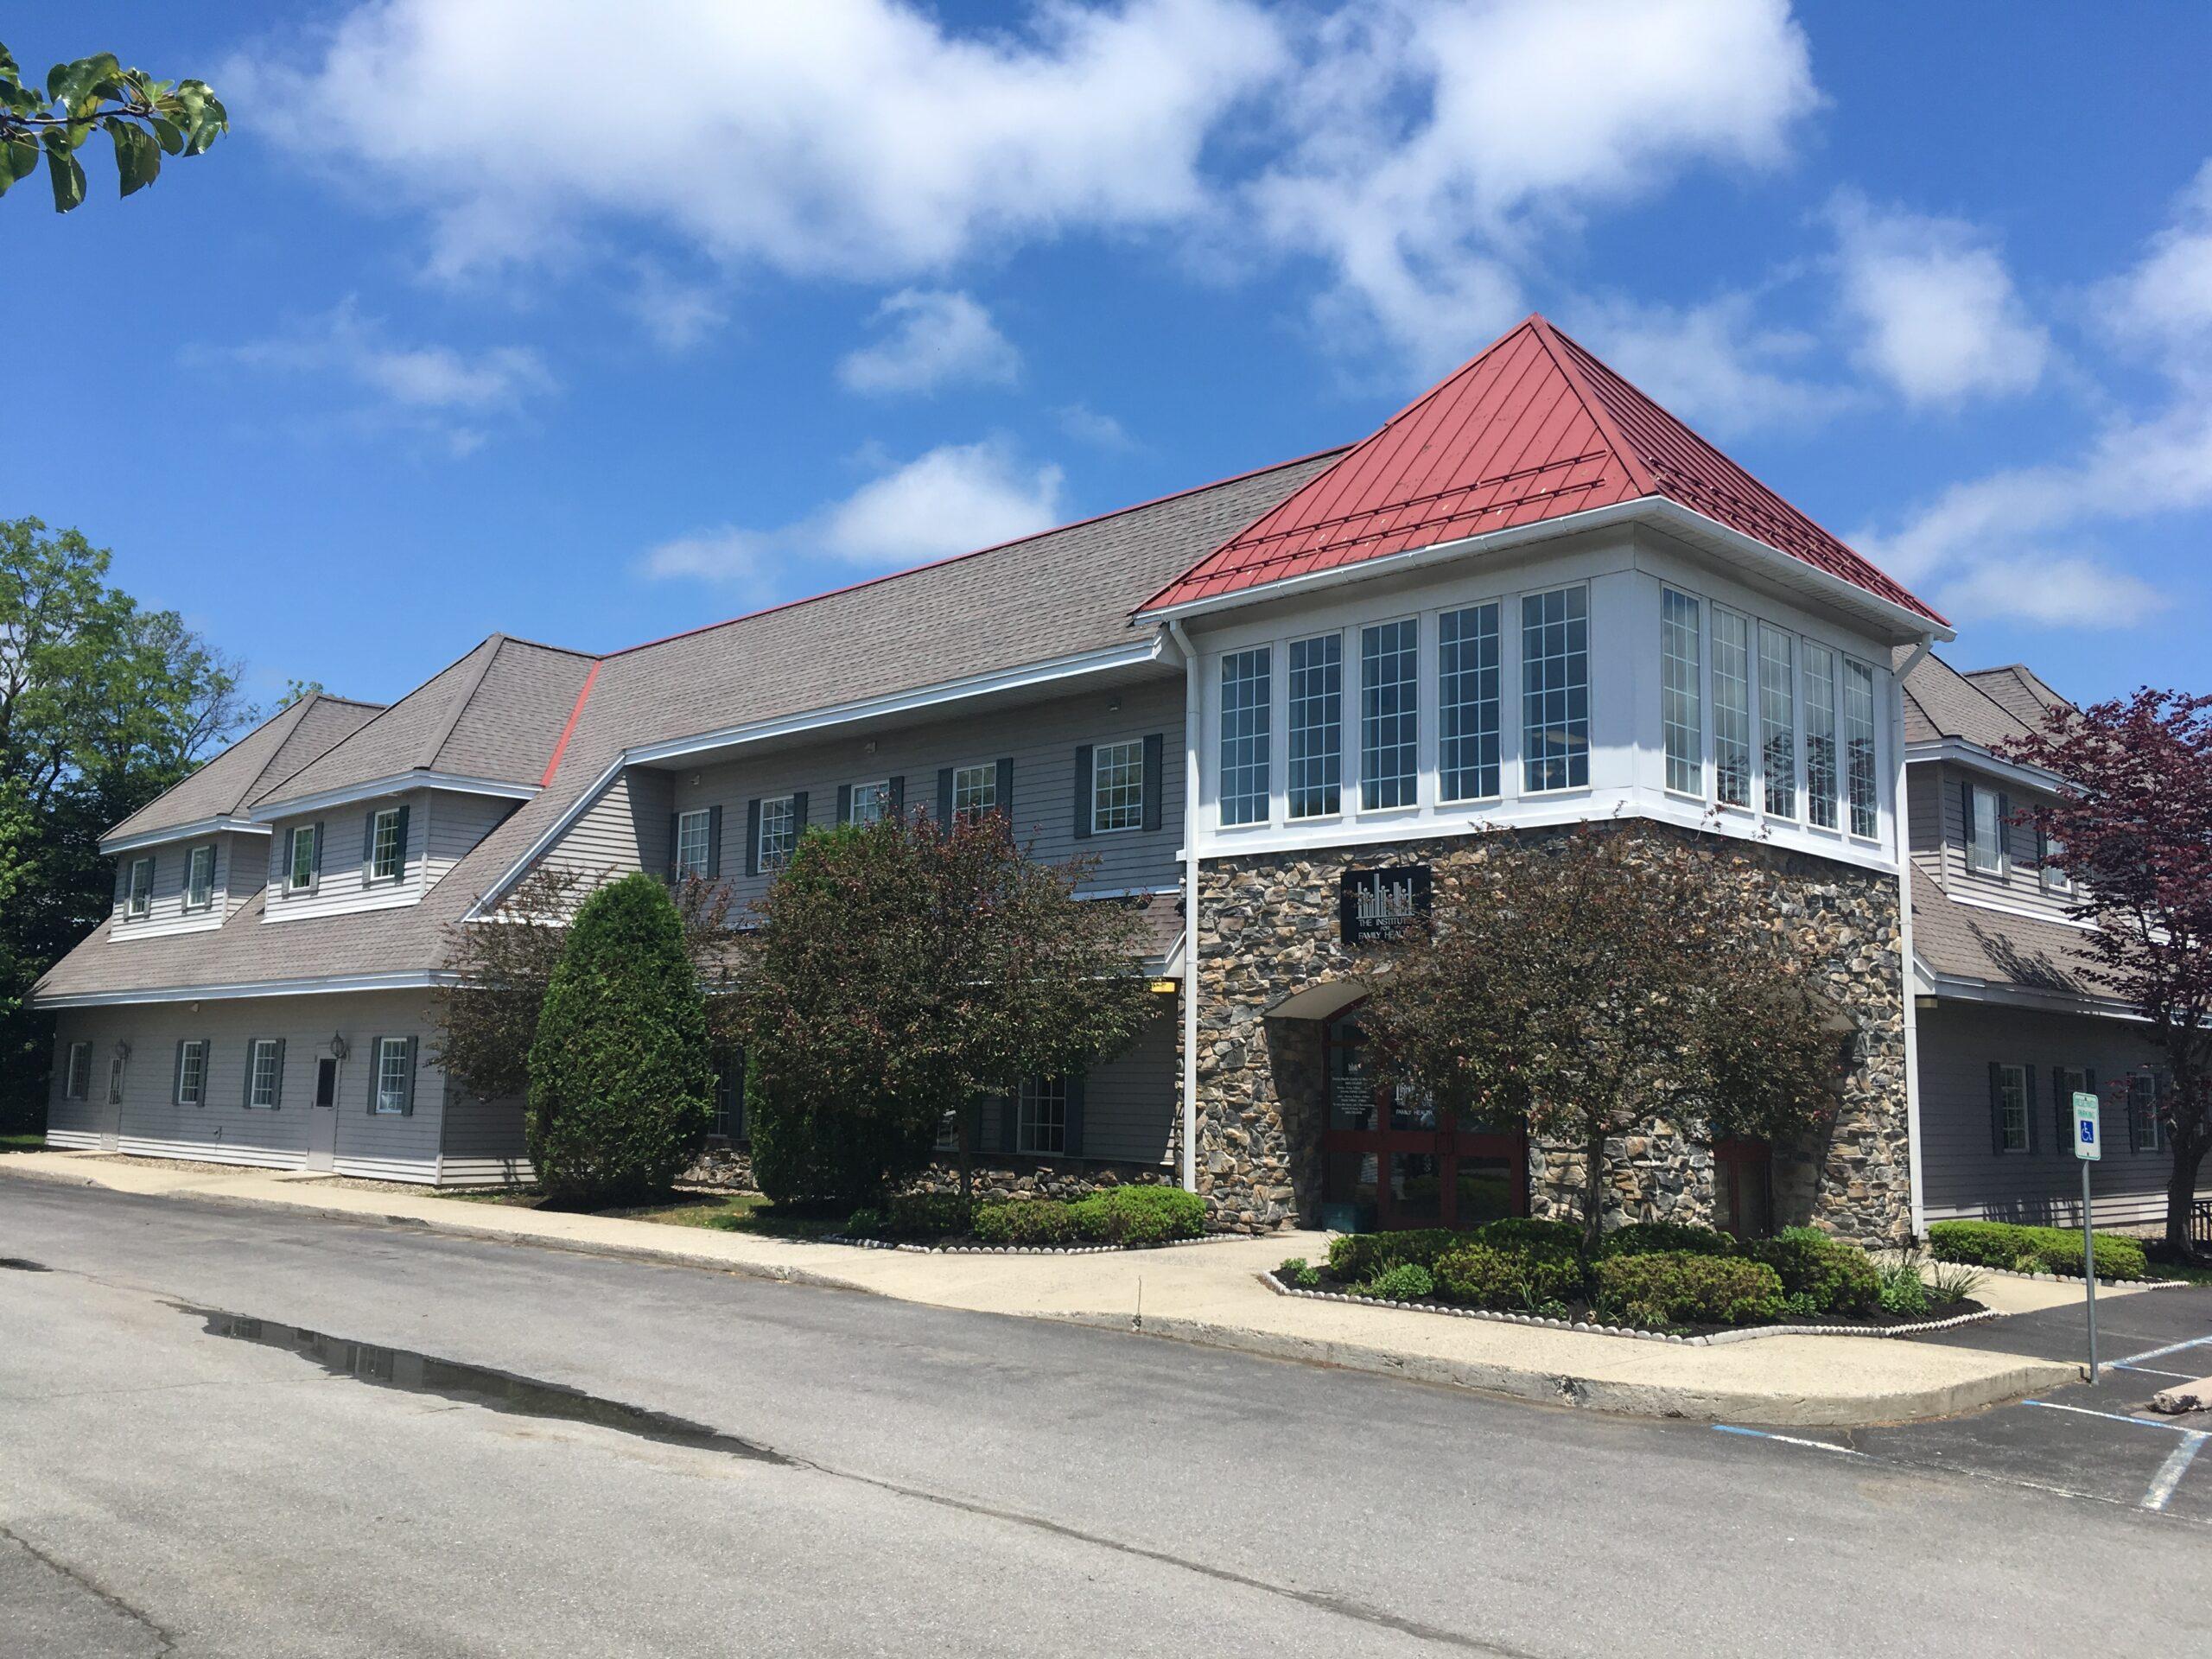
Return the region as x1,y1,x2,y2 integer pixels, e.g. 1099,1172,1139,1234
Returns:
2073,1091,2101,1382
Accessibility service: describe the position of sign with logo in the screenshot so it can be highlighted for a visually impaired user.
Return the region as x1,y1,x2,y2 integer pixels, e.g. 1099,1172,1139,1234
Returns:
2072,1091,2101,1161
1339,865,1432,944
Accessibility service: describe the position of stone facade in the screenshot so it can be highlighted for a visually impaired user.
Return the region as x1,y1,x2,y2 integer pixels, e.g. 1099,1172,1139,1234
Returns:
682,1142,1179,1203
1192,824,1912,1243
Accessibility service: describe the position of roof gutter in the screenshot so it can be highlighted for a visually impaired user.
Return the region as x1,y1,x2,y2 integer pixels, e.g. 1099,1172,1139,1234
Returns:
30,969,456,1011
249,770,540,822
99,815,270,855
1904,737,2066,794
1166,618,1201,1197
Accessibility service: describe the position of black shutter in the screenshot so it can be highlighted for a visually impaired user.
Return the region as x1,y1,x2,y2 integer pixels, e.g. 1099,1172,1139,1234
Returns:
310,820,325,887
1142,734,1164,832
936,767,954,825
401,1036,418,1116
270,1039,286,1109
995,757,1014,823
888,776,905,819
1000,1089,1019,1154
366,1038,383,1113
242,1041,256,1108
666,813,680,880
1073,746,1094,840
2128,1079,2148,1153
1064,1074,1085,1158
173,1039,187,1107
1961,780,1974,863
363,810,378,880
1988,1061,2005,1154
836,784,852,825
791,791,808,833
745,799,761,878
393,804,411,878
2052,1068,2070,1155
707,803,723,879
1999,792,2012,872
2023,1064,2038,1154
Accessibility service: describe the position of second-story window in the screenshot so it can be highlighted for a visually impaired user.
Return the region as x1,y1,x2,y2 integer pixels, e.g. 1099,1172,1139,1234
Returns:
1758,624,1796,820
1843,658,1878,838
1091,741,1144,833
1712,606,1752,808
2038,825,2071,893
676,807,713,876
951,764,996,823
1438,601,1500,803
1965,783,2008,874
1218,647,1271,827
846,780,890,827
1521,587,1588,793
125,856,155,918
185,844,216,912
1360,620,1418,810
1287,633,1342,820
370,807,405,882
287,824,318,893
758,795,797,871
1803,642,1839,830
1659,589,1701,797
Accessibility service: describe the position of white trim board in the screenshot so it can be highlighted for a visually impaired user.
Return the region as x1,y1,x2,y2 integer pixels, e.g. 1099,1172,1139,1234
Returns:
30,969,454,1011
250,771,537,821
99,815,270,855
1904,737,2064,794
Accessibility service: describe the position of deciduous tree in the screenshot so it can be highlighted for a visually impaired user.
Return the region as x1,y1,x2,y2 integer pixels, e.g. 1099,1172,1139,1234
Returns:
1,41,226,213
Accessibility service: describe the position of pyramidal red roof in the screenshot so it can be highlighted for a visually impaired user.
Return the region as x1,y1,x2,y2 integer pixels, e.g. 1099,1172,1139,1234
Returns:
1138,315,1945,626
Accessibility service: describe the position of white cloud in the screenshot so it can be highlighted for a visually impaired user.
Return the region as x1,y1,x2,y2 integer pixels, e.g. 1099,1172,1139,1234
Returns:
1935,556,2163,630
1827,192,2049,407
1055,403,1135,448
1570,293,1850,435
642,439,1065,585
624,260,730,353
2097,160,2212,375
837,289,1020,395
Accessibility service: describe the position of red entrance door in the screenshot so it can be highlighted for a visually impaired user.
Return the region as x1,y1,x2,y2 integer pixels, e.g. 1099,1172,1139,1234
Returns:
1319,1007,1527,1232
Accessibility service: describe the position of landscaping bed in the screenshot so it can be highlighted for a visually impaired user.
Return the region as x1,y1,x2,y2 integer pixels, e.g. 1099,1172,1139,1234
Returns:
836,1186,1208,1252
1925,1219,2180,1284
1274,1220,1992,1340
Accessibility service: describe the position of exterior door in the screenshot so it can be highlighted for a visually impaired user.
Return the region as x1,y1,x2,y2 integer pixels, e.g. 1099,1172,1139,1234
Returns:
1319,1008,1527,1232
305,1053,341,1172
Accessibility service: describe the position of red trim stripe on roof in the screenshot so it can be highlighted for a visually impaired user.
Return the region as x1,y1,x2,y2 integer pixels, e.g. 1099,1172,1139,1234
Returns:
540,659,600,786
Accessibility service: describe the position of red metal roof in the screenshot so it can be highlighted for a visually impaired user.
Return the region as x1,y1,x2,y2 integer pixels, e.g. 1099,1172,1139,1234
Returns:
1137,315,1946,626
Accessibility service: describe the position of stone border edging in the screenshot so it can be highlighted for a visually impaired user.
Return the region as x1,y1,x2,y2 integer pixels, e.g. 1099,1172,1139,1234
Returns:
824,1232,1235,1256
1258,1270,2002,1344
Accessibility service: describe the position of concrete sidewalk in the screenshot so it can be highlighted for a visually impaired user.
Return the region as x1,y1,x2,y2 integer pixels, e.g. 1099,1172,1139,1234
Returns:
1,1149,2095,1426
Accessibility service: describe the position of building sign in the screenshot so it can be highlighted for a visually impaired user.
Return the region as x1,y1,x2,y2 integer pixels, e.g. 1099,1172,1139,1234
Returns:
1338,864,1432,944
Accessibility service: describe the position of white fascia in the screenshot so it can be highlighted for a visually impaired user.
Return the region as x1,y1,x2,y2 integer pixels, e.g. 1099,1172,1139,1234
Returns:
249,771,538,822
1917,967,2144,1023
29,969,456,1010
99,816,270,855
1904,738,2065,795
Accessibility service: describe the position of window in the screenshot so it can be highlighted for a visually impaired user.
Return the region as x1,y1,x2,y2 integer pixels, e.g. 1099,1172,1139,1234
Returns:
1218,647,1271,826
1712,607,1752,808
846,780,890,827
2127,1073,2164,1154
1993,1062,2030,1152
63,1040,90,1101
185,843,216,912
757,795,797,872
1287,633,1343,819
1438,602,1501,803
1758,624,1796,820
125,856,155,918
1091,741,1144,834
675,807,713,875
709,1056,744,1140
950,764,996,823
107,1053,125,1105
1843,658,1878,838
1521,587,1589,793
370,807,405,882
2055,1065,2092,1152
248,1039,283,1109
175,1039,207,1107
2038,825,2072,893
286,824,317,892
1360,620,1418,810
1016,1075,1066,1156
1660,589,1701,797
1966,784,2008,874
372,1037,413,1115
1803,642,1839,830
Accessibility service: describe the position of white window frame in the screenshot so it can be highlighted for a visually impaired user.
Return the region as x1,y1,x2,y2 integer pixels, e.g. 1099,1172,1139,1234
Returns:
675,807,713,877
950,763,996,823
1217,646,1271,828
1802,640,1840,832
248,1038,283,1109
1519,584,1590,795
1437,600,1502,805
1286,631,1344,822
2037,824,2071,893
175,1039,207,1107
373,1037,412,1116
286,825,316,893
1659,588,1703,799
845,779,891,828
370,807,405,883
1966,784,2007,876
757,794,797,872
1758,622,1797,822
1015,1075,1067,1157
1994,1061,2030,1153
184,842,217,912
1710,604,1753,810
1090,740,1145,835
1841,655,1879,842
2128,1073,2164,1154
63,1040,91,1101
125,856,155,918
1357,616,1420,812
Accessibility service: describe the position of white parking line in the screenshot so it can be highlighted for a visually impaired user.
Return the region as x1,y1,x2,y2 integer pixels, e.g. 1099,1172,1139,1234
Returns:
2022,1400,2193,1433
2142,1432,2209,1513
2113,1333,2212,1368
1712,1426,1864,1456
2116,1363,2205,1382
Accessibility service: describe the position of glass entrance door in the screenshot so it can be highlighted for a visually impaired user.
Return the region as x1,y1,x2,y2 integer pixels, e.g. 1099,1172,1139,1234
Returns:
1320,1008,1526,1232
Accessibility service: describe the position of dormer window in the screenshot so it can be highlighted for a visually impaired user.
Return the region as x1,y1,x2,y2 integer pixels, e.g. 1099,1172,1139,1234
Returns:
369,806,406,883
287,823,321,893
124,856,155,918
185,844,216,912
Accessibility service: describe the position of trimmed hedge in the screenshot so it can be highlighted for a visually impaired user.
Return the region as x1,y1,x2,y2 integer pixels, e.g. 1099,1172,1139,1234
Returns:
1068,1185,1206,1245
1431,1240,1586,1312
847,1192,973,1241
1927,1220,2149,1281
1598,1222,1737,1258
868,1185,1206,1249
971,1199,1080,1247
1745,1226,1881,1317
1325,1228,1467,1281
1593,1252,1785,1328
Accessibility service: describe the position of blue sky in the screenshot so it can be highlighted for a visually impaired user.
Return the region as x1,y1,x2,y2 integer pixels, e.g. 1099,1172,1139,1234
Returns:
8,2,2209,714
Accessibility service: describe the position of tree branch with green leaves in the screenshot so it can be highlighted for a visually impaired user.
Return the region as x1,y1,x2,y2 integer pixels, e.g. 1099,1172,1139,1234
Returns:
1,41,227,213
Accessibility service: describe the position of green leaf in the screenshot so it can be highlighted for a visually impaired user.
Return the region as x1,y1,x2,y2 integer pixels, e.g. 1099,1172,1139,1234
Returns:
148,114,184,156
108,119,157,196
0,137,37,198
45,144,84,213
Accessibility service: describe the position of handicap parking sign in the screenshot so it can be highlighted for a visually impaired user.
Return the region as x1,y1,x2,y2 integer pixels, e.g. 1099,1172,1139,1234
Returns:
2072,1091,2101,1161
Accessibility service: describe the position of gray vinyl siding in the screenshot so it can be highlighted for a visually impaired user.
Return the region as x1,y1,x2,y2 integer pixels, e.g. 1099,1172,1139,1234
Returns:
976,998,1178,1165
263,791,430,921
1922,760,2075,922
426,790,518,889
535,765,673,888
439,1089,533,1187
107,831,262,940
44,992,451,1181
1916,1000,2199,1229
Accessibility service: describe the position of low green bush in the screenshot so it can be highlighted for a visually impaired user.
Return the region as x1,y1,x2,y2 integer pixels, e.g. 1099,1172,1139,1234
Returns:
1745,1227,1881,1316
848,1191,973,1240
1471,1217,1587,1254
970,1198,1079,1247
1363,1262,1435,1301
1278,1256,1321,1289
1325,1228,1465,1281
1597,1221,1737,1259
1432,1241,1587,1312
1592,1251,1784,1328
1068,1184,1206,1245
1927,1220,2148,1281
1875,1258,1931,1318
1925,1220,2037,1268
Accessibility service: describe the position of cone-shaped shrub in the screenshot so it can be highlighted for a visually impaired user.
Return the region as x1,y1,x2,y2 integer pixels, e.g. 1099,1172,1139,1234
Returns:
526,872,712,1206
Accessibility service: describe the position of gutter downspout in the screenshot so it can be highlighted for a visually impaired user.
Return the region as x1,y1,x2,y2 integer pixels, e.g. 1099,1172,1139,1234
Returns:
1168,620,1202,1196
1892,639,1934,1239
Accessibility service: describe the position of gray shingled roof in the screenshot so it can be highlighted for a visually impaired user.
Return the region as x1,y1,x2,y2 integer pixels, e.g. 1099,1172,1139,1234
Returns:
1961,663,2068,732
34,453,1332,1002
1914,880,2108,1002
99,693,384,847
1897,650,2036,749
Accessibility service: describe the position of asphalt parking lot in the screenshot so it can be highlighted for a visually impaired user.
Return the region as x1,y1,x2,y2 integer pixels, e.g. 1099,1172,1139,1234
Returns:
1713,1281,2212,1522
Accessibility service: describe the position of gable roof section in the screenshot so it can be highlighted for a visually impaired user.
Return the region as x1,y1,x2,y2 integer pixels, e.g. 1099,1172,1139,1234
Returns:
1898,651,2037,749
251,634,595,812
1962,663,2069,731
99,692,384,849
1137,315,1947,629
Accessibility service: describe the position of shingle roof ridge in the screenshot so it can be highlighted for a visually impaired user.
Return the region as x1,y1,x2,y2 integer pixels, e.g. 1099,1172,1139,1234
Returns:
417,633,506,772
1923,651,2036,742
248,635,503,806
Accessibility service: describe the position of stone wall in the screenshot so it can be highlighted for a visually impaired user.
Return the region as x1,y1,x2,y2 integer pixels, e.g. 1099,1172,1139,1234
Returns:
1192,824,1911,1243
681,1141,1179,1204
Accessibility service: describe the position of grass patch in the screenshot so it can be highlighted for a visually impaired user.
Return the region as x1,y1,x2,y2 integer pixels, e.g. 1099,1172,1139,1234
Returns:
435,1185,841,1240
0,1131,48,1154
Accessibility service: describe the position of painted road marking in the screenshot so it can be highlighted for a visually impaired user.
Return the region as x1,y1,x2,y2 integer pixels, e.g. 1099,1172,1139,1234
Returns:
2141,1432,2209,1513
2021,1400,2195,1433
1712,1426,1864,1456
2113,1333,2212,1368
2115,1364,2206,1382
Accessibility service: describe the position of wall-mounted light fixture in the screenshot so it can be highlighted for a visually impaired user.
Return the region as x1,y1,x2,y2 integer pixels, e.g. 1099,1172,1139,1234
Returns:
330,1033,350,1059
112,1039,131,1061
